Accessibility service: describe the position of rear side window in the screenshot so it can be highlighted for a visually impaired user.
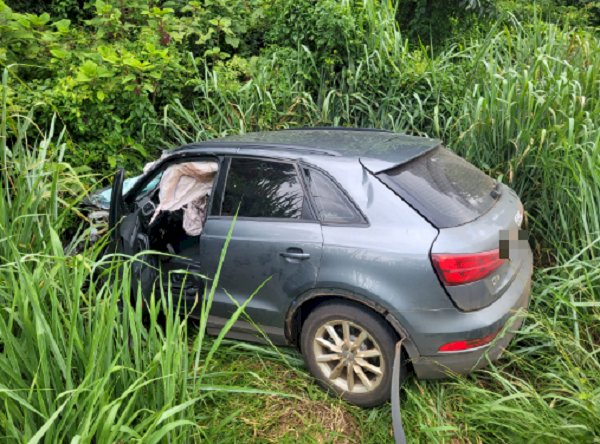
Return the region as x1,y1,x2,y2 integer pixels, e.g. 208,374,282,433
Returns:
221,158,307,219
379,147,498,228
303,167,363,224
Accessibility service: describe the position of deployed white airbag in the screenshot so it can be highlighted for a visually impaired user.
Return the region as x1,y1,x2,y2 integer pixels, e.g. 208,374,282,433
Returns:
149,161,218,235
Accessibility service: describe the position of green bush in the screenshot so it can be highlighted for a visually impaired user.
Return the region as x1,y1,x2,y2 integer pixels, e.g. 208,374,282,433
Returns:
0,0,261,174
395,0,496,45
265,0,362,72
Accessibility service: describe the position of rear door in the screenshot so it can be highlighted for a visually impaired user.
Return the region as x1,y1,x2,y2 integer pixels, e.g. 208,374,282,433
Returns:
199,157,323,341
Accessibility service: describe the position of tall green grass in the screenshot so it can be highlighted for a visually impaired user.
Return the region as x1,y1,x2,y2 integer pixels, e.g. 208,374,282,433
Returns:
0,69,286,441
395,259,600,442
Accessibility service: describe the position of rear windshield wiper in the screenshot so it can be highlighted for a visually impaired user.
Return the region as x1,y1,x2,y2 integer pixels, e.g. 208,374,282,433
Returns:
490,181,502,199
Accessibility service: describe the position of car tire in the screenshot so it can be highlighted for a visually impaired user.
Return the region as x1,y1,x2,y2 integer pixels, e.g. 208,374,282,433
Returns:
300,300,404,407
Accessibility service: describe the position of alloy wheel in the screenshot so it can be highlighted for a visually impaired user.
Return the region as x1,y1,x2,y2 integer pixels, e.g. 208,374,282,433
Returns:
312,320,385,394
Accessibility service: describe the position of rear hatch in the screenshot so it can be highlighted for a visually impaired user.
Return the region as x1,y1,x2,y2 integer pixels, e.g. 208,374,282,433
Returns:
376,146,528,311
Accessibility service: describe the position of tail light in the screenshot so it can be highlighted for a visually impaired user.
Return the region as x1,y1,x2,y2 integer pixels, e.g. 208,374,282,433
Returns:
431,249,505,286
438,330,499,352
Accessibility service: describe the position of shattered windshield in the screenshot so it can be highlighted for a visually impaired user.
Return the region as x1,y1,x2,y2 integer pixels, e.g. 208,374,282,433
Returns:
87,174,161,210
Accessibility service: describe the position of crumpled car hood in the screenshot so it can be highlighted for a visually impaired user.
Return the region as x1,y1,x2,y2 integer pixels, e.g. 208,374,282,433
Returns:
84,174,154,210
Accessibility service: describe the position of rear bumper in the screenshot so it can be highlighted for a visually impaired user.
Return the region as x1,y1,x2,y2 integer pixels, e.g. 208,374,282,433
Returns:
410,254,532,379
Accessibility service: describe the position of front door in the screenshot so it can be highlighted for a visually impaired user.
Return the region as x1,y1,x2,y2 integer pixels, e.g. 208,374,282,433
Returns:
108,168,161,299
199,157,323,341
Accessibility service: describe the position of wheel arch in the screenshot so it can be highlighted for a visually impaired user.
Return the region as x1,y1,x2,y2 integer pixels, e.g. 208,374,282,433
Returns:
285,288,421,363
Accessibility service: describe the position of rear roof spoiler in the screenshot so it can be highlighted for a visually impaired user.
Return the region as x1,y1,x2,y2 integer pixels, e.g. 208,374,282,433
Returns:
360,143,441,174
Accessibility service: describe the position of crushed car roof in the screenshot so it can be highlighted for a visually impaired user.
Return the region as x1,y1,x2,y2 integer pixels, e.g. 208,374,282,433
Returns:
169,128,441,171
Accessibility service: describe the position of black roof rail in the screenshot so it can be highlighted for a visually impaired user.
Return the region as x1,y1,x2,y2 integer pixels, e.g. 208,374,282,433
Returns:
169,142,340,157
282,126,394,133
236,143,340,156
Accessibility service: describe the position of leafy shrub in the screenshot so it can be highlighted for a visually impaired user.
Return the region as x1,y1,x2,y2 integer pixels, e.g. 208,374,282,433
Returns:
498,0,600,27
0,0,259,175
395,0,496,45
265,0,362,72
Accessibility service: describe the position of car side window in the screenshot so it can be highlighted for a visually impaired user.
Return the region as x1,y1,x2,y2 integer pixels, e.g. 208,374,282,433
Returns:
221,158,307,219
303,167,363,224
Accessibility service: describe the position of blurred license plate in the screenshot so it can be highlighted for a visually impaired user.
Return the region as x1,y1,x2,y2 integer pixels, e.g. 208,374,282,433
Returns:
499,229,529,259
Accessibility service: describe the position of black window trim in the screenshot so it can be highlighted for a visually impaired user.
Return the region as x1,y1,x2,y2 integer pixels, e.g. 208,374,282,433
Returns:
209,155,318,223
210,156,230,217
299,161,369,227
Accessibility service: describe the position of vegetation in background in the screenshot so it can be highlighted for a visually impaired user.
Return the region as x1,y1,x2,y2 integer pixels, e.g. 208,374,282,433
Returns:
0,70,285,440
0,0,599,442
395,0,600,44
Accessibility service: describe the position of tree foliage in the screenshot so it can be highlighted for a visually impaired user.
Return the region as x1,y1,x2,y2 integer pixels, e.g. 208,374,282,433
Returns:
0,0,597,174
0,0,261,170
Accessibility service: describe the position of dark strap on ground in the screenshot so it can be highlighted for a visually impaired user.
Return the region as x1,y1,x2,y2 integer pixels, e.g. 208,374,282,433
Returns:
392,340,407,444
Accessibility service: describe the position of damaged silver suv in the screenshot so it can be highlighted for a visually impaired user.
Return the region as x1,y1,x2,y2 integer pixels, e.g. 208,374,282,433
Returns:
89,128,533,407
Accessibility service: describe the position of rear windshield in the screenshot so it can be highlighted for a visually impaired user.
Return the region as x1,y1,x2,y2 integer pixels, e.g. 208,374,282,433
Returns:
379,146,498,228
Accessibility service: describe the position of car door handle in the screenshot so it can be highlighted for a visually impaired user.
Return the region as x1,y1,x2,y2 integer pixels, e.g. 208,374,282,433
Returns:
280,251,310,260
